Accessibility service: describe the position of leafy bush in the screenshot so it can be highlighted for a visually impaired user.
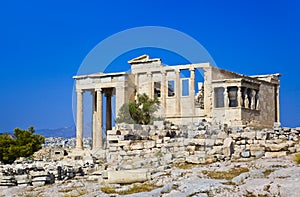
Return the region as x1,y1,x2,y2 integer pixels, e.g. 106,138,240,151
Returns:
0,126,45,164
115,93,160,125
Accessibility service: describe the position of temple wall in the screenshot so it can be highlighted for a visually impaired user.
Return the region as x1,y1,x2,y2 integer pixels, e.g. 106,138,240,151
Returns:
241,82,276,129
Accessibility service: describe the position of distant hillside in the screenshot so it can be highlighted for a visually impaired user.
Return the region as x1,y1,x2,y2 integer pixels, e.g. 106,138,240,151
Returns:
36,125,76,138
1,125,93,138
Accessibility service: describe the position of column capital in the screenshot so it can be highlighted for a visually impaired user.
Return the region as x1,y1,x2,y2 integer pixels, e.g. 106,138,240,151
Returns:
95,88,102,93
76,89,84,93
189,67,195,72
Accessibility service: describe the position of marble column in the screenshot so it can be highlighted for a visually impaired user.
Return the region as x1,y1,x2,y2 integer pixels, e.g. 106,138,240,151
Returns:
244,89,249,108
91,91,96,148
161,71,167,115
276,85,280,122
189,68,195,115
94,88,103,149
76,89,83,149
175,69,181,115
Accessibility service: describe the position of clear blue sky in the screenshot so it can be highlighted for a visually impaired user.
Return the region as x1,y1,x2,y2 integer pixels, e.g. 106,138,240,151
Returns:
0,0,299,132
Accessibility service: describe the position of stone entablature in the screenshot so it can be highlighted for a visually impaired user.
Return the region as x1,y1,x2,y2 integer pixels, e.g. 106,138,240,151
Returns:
73,54,281,150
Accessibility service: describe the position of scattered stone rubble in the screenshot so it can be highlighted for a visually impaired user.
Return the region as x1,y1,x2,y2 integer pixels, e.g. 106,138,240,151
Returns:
1,122,300,196
0,160,93,187
1,156,299,196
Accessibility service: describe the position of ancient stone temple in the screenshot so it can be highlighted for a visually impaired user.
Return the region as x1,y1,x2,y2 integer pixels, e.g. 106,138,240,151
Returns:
73,55,281,149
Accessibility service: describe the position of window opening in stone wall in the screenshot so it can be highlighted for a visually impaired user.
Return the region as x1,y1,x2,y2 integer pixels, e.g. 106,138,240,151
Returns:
228,87,238,107
195,68,204,109
214,87,225,108
195,68,204,94
195,82,204,109
154,82,161,97
181,79,189,96
168,80,175,97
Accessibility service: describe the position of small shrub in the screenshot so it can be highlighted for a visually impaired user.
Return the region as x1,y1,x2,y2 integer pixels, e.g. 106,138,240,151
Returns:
294,153,300,164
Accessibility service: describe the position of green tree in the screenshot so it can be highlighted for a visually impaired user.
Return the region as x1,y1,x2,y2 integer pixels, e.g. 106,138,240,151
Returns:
0,126,45,164
0,134,14,163
116,93,160,125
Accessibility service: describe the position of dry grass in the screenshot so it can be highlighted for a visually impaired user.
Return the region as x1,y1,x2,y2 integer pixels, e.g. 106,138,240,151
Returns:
294,153,300,164
263,169,275,177
174,163,201,169
101,182,161,195
202,167,249,180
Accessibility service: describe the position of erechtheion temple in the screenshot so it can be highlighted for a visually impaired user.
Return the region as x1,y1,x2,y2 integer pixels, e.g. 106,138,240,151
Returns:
73,55,281,149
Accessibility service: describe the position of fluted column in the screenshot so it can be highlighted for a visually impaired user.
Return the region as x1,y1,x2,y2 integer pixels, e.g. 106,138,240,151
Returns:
76,89,83,150
94,88,103,149
161,71,167,115
175,69,181,115
91,91,96,148
190,68,195,115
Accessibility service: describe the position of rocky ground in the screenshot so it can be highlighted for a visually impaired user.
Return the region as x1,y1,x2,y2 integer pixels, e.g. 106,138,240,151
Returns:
1,154,299,197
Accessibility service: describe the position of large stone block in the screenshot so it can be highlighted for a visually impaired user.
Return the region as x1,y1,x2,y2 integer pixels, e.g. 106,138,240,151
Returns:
107,135,124,142
130,142,144,150
107,169,150,184
143,141,156,149
265,151,287,157
30,171,48,177
186,155,201,164
241,131,256,139
265,143,288,152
